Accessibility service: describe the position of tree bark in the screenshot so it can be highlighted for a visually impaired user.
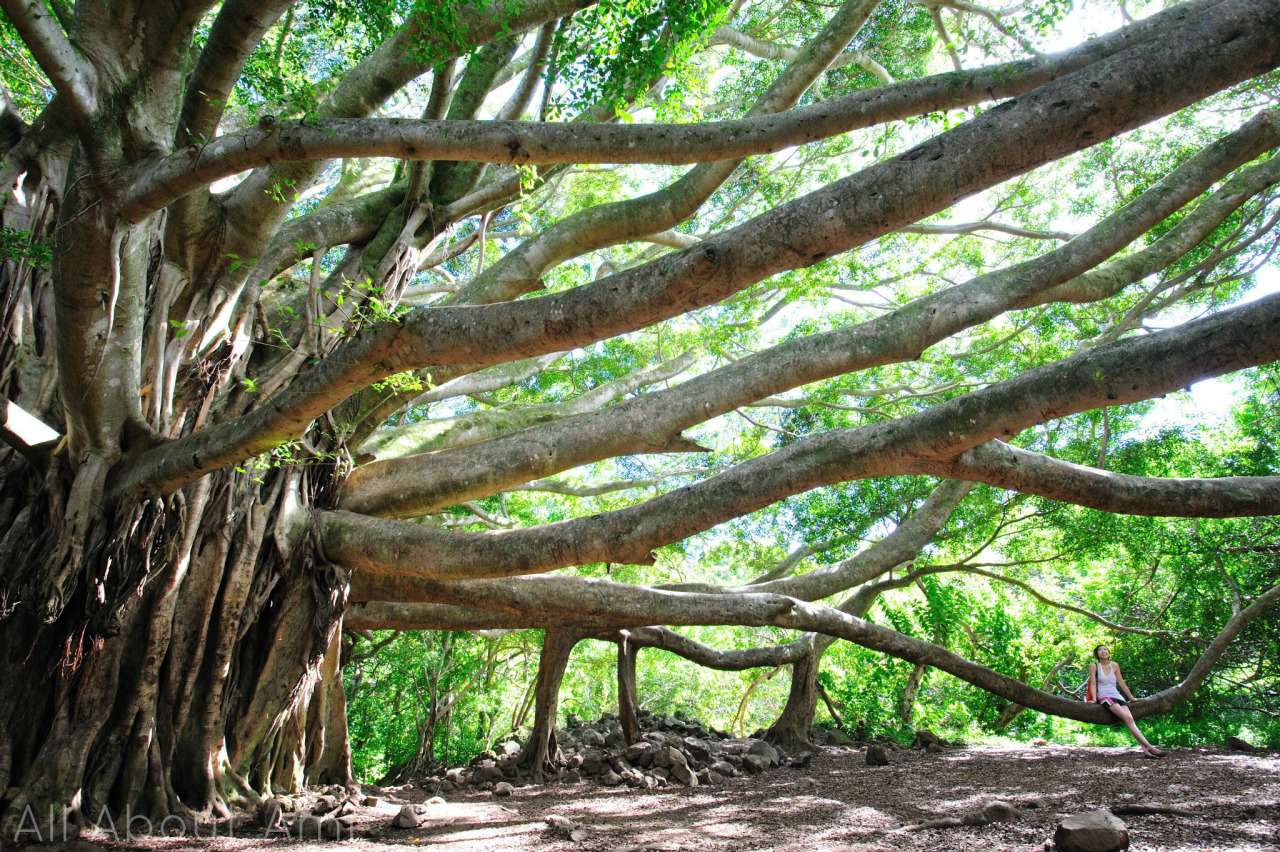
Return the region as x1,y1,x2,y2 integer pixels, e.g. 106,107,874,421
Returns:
765,639,822,751
617,634,641,746
516,628,583,780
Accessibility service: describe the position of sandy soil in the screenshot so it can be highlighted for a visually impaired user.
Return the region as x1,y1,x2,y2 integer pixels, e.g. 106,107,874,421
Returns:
38,743,1280,852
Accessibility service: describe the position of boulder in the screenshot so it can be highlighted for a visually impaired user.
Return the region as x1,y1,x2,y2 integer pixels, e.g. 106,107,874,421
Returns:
747,740,780,766
709,759,737,777
742,754,772,774
682,738,713,761
865,745,890,766
789,751,813,769
912,729,944,750
599,770,623,787
669,760,698,787
624,742,652,763
1054,810,1129,852
473,762,505,784
825,728,856,746
579,728,606,747
393,804,429,829
360,796,380,807
1226,735,1258,752
257,798,286,830
493,782,515,797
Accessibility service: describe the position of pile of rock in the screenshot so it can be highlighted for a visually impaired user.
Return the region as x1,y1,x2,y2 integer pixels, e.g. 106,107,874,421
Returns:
411,710,811,796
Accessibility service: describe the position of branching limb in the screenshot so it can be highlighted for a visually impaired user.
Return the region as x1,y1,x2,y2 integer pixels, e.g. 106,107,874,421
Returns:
921,440,1280,518
325,293,1280,578
336,109,1280,517
0,0,98,127
121,0,1226,219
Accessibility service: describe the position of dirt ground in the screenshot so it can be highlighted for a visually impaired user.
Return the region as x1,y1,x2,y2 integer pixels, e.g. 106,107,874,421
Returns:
44,743,1280,852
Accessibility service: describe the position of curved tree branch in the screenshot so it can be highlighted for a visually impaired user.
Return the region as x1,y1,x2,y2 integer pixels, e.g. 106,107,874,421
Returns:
119,0,1229,219
324,292,1280,579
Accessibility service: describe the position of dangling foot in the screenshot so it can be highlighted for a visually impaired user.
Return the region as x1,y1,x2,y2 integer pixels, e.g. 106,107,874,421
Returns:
1144,747,1166,758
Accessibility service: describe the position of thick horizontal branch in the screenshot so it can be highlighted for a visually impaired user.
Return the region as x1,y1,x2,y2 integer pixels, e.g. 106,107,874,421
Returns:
921,441,1280,517
346,571,1280,725
338,109,1280,516
325,294,1280,580
119,0,1228,218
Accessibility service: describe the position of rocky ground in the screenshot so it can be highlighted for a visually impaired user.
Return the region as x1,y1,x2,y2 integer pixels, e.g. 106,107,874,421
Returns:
34,713,1280,851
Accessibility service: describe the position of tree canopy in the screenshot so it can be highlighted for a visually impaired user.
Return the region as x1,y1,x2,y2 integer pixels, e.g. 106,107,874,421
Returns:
1,0,1279,828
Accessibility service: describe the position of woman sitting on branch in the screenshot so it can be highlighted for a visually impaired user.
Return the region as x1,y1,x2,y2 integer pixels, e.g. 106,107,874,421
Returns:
1089,645,1166,758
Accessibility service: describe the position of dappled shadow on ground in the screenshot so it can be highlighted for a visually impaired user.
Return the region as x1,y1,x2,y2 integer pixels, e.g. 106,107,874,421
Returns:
47,745,1280,851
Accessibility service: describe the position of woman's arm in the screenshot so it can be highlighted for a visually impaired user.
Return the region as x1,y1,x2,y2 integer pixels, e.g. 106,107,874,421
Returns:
1088,661,1097,701
1115,664,1137,701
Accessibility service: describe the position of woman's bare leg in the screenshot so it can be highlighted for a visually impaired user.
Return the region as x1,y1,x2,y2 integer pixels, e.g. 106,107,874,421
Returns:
1106,703,1159,753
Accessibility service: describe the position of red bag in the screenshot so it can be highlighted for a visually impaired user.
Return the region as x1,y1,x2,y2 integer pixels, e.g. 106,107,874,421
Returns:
1086,678,1095,703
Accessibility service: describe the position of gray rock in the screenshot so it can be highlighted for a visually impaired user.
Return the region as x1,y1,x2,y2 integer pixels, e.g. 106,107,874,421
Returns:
625,742,655,766
492,782,515,797
580,751,604,776
257,798,285,829
683,737,712,761
747,740,780,766
705,770,725,786
709,759,737,777
599,770,623,787
579,728,606,747
1227,735,1258,751
560,768,581,784
604,729,627,749
865,745,890,766
789,751,812,769
500,740,522,756
360,796,380,807
312,794,339,815
670,760,698,786
653,745,686,769
825,728,856,746
473,762,505,784
393,804,428,829
742,754,772,774
913,729,944,749
651,767,670,781
1054,809,1129,852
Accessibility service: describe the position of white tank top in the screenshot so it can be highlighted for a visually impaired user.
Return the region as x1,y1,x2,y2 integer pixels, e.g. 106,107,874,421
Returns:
1096,663,1123,700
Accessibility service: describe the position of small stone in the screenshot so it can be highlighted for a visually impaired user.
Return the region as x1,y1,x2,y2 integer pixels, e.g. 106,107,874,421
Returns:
705,770,725,786
1054,809,1129,852
560,768,581,783
599,770,623,786
789,751,813,769
742,754,771,774
865,745,890,766
493,782,515,797
360,795,380,807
